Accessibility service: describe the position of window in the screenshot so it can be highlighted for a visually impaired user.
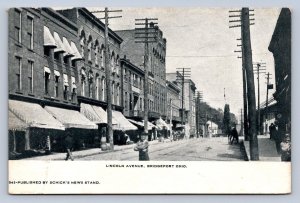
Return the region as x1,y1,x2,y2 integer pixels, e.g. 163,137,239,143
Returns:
15,9,21,44
81,74,86,97
101,77,105,101
88,73,93,98
101,48,104,67
54,52,60,61
16,57,22,91
124,92,128,110
54,75,59,97
28,60,33,93
95,47,99,66
44,47,50,57
116,85,120,105
95,76,99,100
44,67,50,95
27,16,33,49
87,40,92,61
80,37,85,57
71,76,77,102
63,74,69,100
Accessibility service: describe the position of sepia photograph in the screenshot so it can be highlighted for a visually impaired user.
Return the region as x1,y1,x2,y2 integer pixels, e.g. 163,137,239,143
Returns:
7,6,291,194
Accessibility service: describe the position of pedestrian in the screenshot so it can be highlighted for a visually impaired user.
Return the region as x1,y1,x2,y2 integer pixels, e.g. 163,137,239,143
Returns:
230,127,239,144
273,123,282,155
134,132,149,161
269,123,275,140
64,133,74,161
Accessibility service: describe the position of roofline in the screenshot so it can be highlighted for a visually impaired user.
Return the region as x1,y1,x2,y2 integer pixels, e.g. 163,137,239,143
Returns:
79,8,123,44
42,8,78,31
120,58,145,76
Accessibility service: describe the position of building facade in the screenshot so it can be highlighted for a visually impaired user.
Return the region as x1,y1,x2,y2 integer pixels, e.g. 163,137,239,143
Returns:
115,29,167,122
166,80,181,128
166,72,197,137
268,8,291,140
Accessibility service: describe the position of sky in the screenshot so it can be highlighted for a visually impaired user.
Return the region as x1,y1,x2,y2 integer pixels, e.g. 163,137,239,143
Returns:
89,7,281,118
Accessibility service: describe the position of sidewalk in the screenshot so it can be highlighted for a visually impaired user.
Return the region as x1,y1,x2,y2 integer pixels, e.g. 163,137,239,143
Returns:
241,134,281,161
22,138,174,161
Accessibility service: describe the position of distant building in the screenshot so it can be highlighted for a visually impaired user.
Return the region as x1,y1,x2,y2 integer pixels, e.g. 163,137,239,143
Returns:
206,120,219,137
166,72,196,138
166,80,181,129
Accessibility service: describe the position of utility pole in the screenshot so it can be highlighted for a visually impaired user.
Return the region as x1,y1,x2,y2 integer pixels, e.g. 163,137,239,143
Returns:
254,62,266,134
176,68,191,125
196,91,203,138
229,10,249,141
265,72,273,135
135,18,158,134
92,8,122,150
229,8,258,160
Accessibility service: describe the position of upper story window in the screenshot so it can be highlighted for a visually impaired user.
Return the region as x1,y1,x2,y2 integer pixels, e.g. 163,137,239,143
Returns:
15,9,22,44
44,67,51,95
27,15,33,49
81,69,86,97
28,60,34,93
100,46,104,68
16,56,22,91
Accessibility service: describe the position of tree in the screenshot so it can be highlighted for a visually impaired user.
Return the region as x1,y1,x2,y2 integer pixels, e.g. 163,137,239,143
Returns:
223,104,231,135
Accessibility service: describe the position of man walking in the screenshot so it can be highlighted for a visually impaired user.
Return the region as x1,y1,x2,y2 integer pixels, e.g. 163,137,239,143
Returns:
64,133,74,161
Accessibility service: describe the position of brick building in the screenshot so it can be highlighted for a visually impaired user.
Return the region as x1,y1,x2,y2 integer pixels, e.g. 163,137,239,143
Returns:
8,8,97,155
166,80,181,129
115,28,167,122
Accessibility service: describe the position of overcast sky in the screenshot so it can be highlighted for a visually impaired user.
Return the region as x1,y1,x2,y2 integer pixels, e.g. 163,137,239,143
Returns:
89,7,281,117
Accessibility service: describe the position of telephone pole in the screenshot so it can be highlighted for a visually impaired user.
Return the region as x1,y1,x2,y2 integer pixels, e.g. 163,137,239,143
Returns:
135,18,158,134
176,68,191,126
229,8,258,160
229,10,249,141
254,62,266,134
92,8,122,150
195,91,203,138
265,72,273,135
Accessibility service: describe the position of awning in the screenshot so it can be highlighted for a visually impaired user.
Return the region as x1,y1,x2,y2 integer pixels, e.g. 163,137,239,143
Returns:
62,37,75,57
44,66,51,75
53,32,65,53
43,26,57,48
44,106,97,129
70,41,82,61
54,70,60,77
155,117,170,130
128,119,155,130
8,100,65,130
112,110,138,131
63,74,69,86
71,76,77,89
8,110,27,131
80,103,117,125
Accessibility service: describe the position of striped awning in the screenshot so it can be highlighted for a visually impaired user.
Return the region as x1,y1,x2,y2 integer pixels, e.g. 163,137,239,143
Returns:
53,32,65,53
43,26,57,47
80,103,117,125
128,119,155,130
8,110,27,131
70,41,82,61
155,117,170,130
112,110,138,131
8,100,65,130
62,37,75,57
45,106,97,129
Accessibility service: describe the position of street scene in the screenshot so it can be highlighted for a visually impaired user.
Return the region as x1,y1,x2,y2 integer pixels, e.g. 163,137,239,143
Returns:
8,7,291,162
